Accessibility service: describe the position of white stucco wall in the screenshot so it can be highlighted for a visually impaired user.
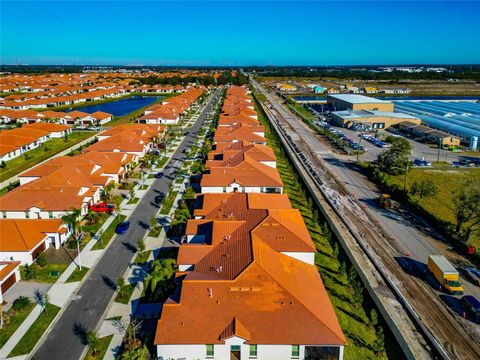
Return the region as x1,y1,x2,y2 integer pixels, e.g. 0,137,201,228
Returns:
281,252,315,265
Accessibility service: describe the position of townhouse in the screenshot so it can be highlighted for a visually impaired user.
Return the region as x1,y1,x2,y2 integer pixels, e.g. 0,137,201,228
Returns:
154,86,346,360
0,123,72,162
87,124,165,157
0,108,113,125
0,219,69,265
0,261,21,303
138,87,205,124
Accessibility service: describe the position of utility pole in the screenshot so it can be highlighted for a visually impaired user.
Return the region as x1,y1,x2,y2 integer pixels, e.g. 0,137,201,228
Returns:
437,138,441,163
403,163,409,192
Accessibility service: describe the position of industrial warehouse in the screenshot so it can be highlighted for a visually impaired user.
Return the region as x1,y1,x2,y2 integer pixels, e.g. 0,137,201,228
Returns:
394,100,480,149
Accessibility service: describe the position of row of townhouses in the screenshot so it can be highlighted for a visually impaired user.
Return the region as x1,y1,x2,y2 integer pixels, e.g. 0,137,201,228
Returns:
0,124,165,301
138,87,206,124
0,109,113,125
154,86,346,360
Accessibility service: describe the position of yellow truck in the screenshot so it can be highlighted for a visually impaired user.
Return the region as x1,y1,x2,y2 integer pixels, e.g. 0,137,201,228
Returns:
428,255,464,295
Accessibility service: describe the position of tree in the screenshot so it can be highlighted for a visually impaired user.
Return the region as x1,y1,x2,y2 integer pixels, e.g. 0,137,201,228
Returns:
143,259,176,302
61,208,82,242
453,180,480,243
370,309,379,328
137,238,146,252
183,186,196,200
117,277,126,297
86,330,100,355
119,345,150,360
376,137,412,175
34,289,49,315
62,207,83,269
372,326,386,356
410,179,437,198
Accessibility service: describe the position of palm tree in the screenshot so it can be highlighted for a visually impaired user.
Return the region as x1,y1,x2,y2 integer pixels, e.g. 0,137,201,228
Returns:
86,330,100,355
62,208,83,269
144,259,176,302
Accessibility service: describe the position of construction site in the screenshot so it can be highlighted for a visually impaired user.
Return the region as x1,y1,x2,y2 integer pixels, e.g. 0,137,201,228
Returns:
251,77,480,360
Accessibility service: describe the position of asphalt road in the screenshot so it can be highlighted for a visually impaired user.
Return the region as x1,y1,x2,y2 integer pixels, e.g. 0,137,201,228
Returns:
252,79,480,335
31,91,220,360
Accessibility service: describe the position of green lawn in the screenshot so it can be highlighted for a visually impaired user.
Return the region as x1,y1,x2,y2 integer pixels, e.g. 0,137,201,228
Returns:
127,197,139,205
160,191,178,214
157,157,169,169
9,304,61,357
384,166,480,247
114,283,136,304
148,226,161,238
92,215,127,250
65,266,89,283
253,91,402,359
175,177,184,184
20,263,69,283
133,251,152,266
0,303,36,348
0,131,96,183
139,184,148,190
83,335,113,360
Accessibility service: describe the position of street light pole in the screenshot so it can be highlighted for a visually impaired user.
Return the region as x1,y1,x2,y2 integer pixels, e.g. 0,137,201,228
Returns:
403,163,409,192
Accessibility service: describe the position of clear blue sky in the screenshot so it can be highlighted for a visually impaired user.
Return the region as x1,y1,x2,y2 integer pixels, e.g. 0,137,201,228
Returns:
1,1,479,65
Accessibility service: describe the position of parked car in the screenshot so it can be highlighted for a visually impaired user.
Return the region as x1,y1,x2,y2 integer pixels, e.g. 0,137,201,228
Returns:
461,295,480,323
89,202,115,213
451,161,461,168
149,149,160,155
413,159,432,167
154,172,163,178
115,221,130,234
465,267,480,286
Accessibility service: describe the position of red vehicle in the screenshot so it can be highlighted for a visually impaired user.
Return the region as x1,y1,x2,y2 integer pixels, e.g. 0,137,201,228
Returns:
89,202,115,213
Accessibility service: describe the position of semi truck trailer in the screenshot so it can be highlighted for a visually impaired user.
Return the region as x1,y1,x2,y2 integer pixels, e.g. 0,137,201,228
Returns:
428,255,464,295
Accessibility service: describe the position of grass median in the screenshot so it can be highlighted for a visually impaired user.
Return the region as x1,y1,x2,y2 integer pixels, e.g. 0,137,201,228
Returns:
0,131,96,183
9,304,61,357
83,335,113,360
92,215,127,250
159,191,178,214
66,266,90,283
114,283,136,304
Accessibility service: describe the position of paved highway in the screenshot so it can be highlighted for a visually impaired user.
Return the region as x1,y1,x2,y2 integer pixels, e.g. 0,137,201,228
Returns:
31,91,220,360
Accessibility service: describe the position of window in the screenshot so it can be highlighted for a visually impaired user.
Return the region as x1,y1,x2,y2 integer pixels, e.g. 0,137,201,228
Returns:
25,211,30,219
48,211,53,219
206,344,214,358
249,344,258,358
2,211,6,219
292,345,300,358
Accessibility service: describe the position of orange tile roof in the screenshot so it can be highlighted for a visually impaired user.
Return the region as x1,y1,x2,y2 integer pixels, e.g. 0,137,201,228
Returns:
0,261,20,281
0,219,63,252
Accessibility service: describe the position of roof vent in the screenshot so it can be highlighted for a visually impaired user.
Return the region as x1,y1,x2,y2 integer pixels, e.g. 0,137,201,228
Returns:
208,288,213,298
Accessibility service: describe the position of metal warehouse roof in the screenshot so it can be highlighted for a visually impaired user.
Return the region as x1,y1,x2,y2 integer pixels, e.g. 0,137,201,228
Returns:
328,94,392,104
394,101,480,140
332,110,417,120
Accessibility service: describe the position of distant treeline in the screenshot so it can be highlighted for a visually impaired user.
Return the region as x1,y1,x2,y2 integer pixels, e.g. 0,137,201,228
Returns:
135,71,249,86
246,65,480,81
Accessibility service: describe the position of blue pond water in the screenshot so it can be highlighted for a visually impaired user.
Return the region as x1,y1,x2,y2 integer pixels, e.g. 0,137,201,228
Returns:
66,96,163,116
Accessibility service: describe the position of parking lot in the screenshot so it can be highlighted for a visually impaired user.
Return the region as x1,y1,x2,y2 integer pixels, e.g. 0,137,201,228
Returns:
318,121,471,165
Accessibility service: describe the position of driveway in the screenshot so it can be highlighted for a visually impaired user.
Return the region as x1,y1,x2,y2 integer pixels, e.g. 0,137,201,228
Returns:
30,90,221,360
2,282,53,311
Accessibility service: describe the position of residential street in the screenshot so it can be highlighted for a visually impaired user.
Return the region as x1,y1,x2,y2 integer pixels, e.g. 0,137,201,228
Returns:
30,91,220,360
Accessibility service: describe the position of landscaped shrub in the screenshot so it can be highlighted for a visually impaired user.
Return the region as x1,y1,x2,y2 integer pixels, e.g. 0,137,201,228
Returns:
36,253,47,267
12,296,31,311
